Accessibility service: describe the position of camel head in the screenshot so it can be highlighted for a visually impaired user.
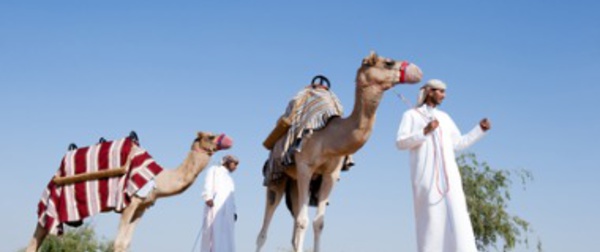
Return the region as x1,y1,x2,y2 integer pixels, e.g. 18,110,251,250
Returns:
357,51,423,90
192,132,233,155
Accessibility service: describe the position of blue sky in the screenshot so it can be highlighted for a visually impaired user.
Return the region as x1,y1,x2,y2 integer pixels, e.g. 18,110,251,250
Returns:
1,1,599,251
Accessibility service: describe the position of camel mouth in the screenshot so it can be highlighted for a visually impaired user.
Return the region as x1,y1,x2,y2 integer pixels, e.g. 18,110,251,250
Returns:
216,134,233,150
400,63,423,84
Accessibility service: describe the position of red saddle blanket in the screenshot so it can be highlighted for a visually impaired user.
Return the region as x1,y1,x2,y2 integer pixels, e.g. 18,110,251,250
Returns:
37,137,163,235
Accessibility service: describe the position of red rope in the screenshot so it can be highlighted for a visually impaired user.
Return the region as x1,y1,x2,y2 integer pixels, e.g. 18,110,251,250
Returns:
413,108,450,196
433,128,450,196
392,91,451,197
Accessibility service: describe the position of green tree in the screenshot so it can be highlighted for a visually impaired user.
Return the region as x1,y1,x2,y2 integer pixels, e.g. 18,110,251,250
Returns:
458,153,542,252
19,224,113,252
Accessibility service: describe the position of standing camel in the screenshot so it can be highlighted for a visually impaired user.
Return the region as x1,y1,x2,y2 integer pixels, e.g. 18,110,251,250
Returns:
256,52,423,252
27,131,233,252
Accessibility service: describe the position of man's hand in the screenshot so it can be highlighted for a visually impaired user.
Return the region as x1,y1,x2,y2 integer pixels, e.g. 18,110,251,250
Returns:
205,199,214,207
424,119,439,135
480,118,491,132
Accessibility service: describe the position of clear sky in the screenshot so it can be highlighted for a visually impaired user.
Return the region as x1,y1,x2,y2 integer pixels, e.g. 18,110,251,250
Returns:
1,1,599,252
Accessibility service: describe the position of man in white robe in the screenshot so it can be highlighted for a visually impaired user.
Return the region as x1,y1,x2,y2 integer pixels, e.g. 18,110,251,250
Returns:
396,79,491,252
200,155,239,252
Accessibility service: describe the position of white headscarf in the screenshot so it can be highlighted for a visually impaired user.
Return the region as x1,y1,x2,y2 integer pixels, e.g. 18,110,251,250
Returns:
417,79,447,106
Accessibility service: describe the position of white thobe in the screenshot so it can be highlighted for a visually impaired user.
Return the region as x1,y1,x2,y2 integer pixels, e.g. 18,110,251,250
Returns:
396,105,485,252
200,165,236,252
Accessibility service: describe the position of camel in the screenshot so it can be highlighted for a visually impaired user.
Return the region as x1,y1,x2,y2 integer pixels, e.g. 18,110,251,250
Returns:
256,51,423,252
27,131,233,252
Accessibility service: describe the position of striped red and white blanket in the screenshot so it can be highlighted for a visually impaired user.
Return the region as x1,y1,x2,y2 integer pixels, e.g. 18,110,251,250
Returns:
37,137,164,235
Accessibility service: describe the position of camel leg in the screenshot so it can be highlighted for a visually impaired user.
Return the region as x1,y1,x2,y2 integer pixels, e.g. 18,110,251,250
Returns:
292,165,311,252
256,182,286,252
114,198,145,252
123,205,147,249
313,171,339,252
26,223,48,252
287,180,299,246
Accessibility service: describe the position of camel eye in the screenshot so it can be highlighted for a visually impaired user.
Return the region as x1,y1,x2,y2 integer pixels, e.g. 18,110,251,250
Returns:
384,59,395,68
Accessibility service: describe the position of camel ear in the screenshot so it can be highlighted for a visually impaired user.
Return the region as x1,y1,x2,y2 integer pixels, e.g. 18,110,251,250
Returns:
197,132,206,140
362,51,378,66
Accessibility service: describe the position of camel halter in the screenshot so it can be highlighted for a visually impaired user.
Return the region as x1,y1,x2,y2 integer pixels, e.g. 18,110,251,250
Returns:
194,134,231,156
399,61,410,83
360,60,411,89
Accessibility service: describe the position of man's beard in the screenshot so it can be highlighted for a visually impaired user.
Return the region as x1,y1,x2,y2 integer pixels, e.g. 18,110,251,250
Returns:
426,96,442,106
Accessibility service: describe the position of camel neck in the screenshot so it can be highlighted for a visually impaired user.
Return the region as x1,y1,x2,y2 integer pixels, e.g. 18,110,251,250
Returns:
156,150,210,197
349,84,383,127
179,150,210,184
324,83,383,155
150,149,212,199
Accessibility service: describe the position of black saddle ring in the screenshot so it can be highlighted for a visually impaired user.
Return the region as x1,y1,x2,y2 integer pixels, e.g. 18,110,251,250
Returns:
311,75,331,89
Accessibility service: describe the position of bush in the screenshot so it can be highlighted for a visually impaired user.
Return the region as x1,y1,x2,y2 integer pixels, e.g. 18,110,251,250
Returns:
20,224,113,252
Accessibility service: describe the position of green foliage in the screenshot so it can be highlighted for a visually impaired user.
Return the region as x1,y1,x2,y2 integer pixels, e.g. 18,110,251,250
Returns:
458,153,541,252
20,224,113,252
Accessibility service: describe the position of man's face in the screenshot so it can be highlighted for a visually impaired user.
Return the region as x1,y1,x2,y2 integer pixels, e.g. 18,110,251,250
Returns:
427,88,446,106
226,162,239,173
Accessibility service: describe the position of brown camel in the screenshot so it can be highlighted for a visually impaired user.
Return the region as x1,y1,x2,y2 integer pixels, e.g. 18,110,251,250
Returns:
26,131,232,252
256,52,423,252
